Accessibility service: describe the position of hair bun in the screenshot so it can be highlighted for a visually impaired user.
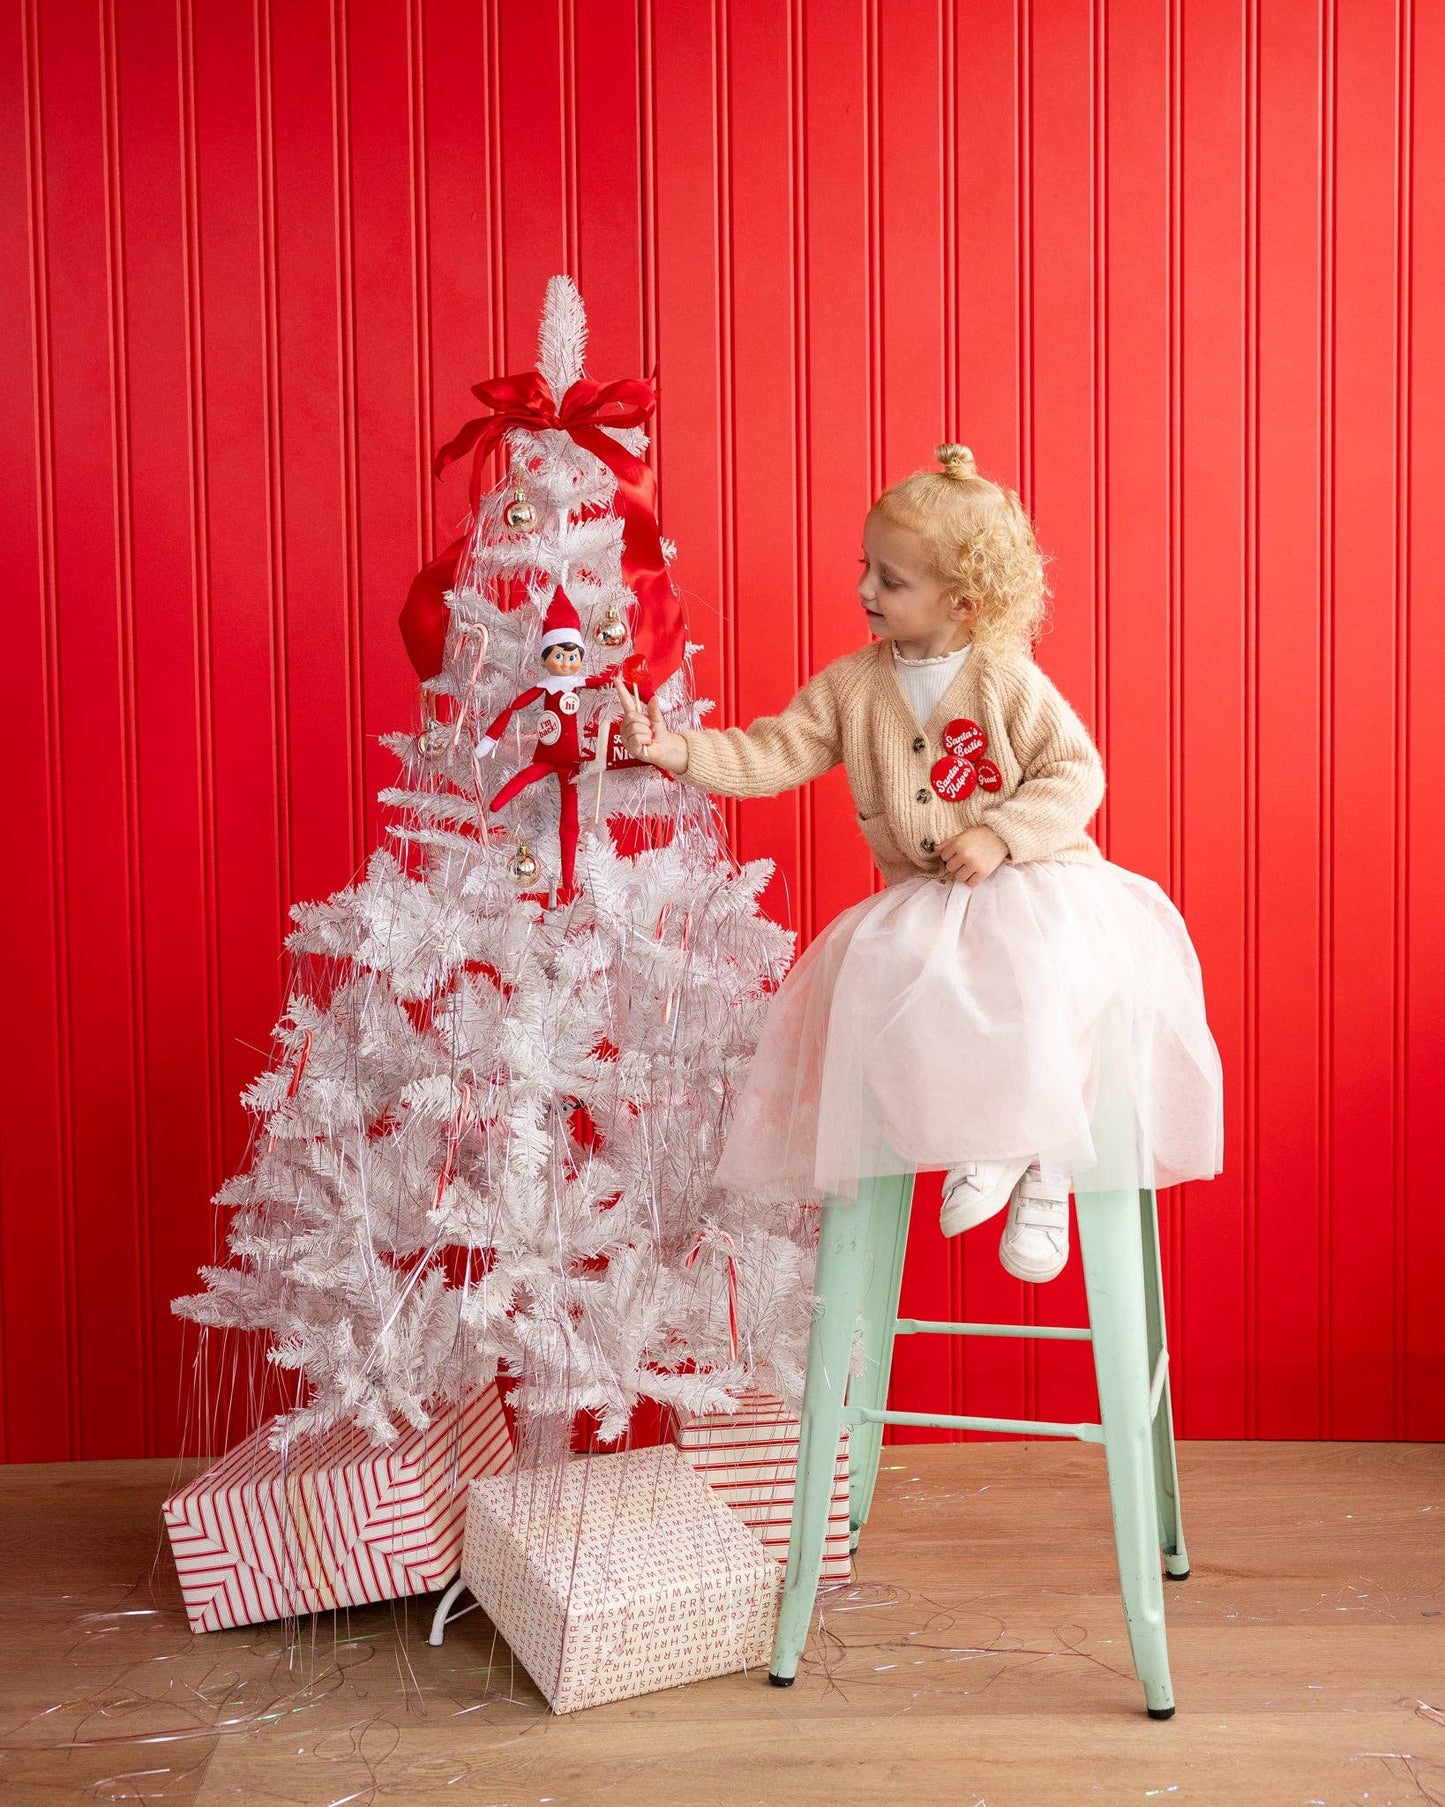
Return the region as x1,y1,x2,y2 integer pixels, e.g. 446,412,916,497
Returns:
935,442,977,479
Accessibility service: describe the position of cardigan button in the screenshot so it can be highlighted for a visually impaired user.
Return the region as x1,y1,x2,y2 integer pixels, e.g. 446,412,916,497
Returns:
920,838,936,854
911,736,926,753
915,789,929,803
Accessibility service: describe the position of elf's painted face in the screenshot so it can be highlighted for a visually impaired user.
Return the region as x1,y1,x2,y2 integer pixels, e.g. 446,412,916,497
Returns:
542,642,584,677
858,513,972,654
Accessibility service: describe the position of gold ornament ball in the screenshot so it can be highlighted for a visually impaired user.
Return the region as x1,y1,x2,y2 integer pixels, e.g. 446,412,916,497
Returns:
504,495,537,531
594,604,629,648
508,843,541,885
416,719,452,760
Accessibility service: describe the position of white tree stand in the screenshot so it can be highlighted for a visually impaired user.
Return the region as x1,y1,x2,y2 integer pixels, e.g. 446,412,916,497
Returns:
428,1575,476,1645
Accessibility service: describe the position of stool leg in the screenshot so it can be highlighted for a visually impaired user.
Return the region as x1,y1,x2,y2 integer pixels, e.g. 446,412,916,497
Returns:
1139,1189,1189,1578
769,1183,875,1686
1076,1186,1176,1719
846,1173,914,1547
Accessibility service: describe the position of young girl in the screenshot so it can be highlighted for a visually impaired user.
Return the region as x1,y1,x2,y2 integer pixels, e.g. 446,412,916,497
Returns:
614,445,1223,1282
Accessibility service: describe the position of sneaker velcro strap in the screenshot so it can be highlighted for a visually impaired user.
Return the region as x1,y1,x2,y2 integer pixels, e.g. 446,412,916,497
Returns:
1014,1198,1068,1230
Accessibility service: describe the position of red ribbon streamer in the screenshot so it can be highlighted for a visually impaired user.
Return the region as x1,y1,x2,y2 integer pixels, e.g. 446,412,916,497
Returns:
432,1080,473,1213
265,1030,313,1152
415,369,686,689
284,1030,313,1098
399,535,468,683
686,1226,740,1361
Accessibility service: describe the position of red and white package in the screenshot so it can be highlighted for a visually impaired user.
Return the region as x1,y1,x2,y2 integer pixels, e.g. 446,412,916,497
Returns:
459,1444,778,1714
164,1386,512,1633
672,1391,852,1582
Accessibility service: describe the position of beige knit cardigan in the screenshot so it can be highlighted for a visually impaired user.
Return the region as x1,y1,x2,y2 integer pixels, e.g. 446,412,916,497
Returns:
676,638,1105,886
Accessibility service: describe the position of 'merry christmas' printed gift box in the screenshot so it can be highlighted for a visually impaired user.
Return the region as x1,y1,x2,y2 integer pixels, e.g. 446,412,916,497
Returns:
673,1391,852,1582
165,1386,513,1633
460,1443,779,1713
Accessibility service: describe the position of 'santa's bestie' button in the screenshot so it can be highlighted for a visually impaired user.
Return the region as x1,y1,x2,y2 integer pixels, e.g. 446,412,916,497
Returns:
941,718,987,760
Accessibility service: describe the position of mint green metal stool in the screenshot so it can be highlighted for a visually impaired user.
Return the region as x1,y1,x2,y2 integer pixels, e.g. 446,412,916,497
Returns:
767,1174,1188,1717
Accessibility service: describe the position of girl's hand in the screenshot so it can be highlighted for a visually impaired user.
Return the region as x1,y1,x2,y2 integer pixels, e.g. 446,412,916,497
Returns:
938,824,1009,887
612,676,690,775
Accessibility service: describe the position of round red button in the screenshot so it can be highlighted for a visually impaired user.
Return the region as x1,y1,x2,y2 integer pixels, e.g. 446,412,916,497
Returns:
931,755,979,802
976,757,1003,793
941,717,987,760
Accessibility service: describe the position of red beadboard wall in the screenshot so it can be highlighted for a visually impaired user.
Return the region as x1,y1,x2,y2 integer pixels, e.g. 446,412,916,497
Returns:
2,0,1440,1462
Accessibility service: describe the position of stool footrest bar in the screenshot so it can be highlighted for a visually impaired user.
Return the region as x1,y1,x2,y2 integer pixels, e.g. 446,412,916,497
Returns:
1148,1348,1169,1419
854,1406,1105,1443
894,1317,1093,1342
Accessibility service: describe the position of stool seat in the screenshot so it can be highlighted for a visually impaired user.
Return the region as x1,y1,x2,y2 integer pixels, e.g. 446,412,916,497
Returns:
768,1175,1187,1718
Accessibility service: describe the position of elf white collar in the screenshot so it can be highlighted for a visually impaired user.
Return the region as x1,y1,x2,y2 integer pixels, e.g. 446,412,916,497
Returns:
537,672,586,695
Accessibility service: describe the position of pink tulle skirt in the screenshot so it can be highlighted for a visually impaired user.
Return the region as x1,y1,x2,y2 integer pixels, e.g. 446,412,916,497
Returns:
714,862,1224,1203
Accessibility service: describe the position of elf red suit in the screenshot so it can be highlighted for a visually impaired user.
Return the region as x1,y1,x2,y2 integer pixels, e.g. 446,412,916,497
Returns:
478,585,656,900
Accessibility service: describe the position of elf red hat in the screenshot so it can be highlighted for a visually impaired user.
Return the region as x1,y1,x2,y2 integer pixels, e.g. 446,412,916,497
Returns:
539,585,583,652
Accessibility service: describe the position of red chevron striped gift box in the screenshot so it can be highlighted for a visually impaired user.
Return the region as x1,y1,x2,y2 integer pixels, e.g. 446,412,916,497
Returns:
672,1391,853,1582
164,1386,513,1632
459,1444,779,1713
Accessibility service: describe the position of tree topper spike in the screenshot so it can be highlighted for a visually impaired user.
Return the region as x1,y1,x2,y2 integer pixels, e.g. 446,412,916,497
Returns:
538,275,588,396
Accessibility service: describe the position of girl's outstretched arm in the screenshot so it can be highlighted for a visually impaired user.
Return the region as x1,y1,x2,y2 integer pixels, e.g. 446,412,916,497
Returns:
615,667,843,800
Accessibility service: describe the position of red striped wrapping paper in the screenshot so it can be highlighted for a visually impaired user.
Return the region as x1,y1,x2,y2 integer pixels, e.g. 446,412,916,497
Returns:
672,1392,853,1583
460,1445,779,1714
164,1386,513,1633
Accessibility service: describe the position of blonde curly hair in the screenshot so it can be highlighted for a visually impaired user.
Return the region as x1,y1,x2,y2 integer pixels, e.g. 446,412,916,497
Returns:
869,444,1050,652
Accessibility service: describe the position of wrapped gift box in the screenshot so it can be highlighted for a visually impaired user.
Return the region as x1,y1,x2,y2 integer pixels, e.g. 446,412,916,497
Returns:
165,1386,513,1633
673,1391,852,1582
460,1444,779,1713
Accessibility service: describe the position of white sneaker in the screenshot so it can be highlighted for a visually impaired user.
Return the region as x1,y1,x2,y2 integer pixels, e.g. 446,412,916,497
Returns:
998,1166,1071,1283
940,1156,1032,1238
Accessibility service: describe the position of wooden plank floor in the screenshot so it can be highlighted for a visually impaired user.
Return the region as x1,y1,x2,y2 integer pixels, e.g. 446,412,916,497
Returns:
0,1441,1440,1805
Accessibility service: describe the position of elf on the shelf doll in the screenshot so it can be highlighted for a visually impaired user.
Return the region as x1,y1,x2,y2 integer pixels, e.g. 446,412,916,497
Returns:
478,584,656,901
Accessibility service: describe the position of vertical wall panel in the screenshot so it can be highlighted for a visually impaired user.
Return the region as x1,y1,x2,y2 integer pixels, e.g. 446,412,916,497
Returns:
1101,0,1180,1429
572,1,645,377
947,0,1033,1436
112,0,211,1456
1176,0,1249,1437
345,0,426,848
37,0,147,1458
1,0,74,1462
268,1,359,910
1,0,1437,1459
1326,0,1404,1436
720,3,803,915
420,0,503,550
799,1,874,940
1022,0,1099,1430
1405,0,1445,1440
1253,0,1326,1436
649,0,726,855
877,2,959,1436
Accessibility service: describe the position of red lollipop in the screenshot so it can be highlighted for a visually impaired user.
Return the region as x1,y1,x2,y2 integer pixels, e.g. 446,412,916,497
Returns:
931,755,979,802
621,653,654,701
942,717,987,760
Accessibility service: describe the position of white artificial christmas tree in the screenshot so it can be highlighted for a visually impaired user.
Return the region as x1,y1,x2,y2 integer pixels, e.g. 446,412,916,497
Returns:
175,279,814,1462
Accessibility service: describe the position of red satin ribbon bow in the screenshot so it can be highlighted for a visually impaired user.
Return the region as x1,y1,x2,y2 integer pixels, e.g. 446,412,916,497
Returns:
407,369,686,690
686,1225,740,1361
